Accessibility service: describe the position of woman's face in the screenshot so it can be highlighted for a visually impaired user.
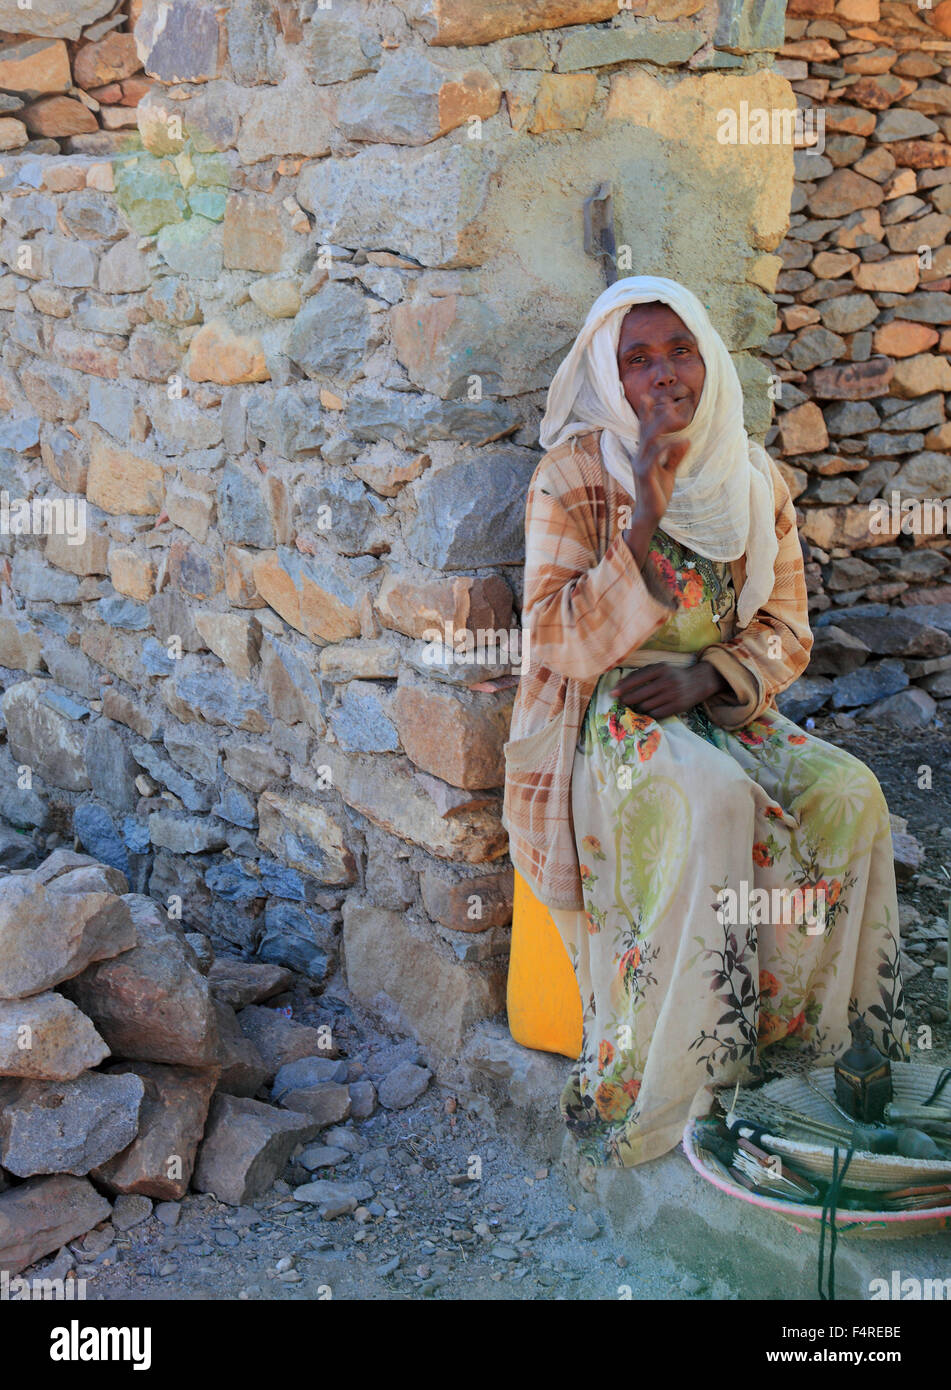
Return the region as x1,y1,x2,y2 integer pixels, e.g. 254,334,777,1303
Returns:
616,302,706,430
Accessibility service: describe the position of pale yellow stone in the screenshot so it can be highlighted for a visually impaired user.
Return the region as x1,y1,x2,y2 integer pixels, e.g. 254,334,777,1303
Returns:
248,277,301,318
252,551,362,643
0,617,43,672
890,353,951,398
45,528,109,576
746,253,783,292
528,73,597,133
108,547,156,601
185,318,270,385
257,790,355,883
194,611,262,680
606,69,796,252
86,161,115,192
165,475,216,544
811,250,859,278
884,168,917,200
87,435,164,516
319,388,344,410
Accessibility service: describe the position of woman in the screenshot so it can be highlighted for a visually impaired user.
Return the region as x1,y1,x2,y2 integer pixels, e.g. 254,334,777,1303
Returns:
501,275,909,1169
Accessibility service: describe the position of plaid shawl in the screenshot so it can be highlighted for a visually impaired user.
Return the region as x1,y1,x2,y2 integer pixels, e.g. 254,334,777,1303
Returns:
501,429,814,911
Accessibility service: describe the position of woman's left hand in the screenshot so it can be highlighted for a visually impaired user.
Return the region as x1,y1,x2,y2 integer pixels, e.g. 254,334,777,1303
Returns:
608,662,729,720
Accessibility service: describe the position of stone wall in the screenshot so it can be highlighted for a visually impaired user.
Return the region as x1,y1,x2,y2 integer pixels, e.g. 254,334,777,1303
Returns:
768,0,951,731
0,0,152,150
0,0,794,1067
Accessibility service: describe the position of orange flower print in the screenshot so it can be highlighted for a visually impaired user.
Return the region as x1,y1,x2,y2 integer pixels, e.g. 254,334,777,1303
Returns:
787,734,807,745
759,969,780,998
738,729,764,747
650,552,677,588
618,945,641,976
580,864,593,883
752,841,773,867
679,571,704,610
638,729,661,761
581,835,605,860
787,1012,806,1036
621,1077,641,1101
827,879,841,904
607,711,626,743
584,911,601,935
757,1010,786,1046
594,1080,630,1122
765,804,784,820
598,1038,616,1071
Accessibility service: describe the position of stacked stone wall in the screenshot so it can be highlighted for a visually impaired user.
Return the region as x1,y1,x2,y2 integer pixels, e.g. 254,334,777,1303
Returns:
0,0,794,1063
768,0,951,730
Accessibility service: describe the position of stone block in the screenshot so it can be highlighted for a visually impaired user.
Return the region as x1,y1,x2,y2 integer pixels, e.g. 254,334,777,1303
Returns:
406,0,616,46
404,452,536,568
0,1070,144,1177
2,678,93,792
191,1093,318,1204
420,866,514,932
334,49,500,145
286,281,372,386
0,993,108,1081
343,896,506,1055
135,0,222,83
392,670,510,789
312,739,507,864
237,78,332,163
186,318,269,384
87,433,164,516
297,141,498,268
252,548,364,643
0,38,71,97
61,893,221,1067
237,1005,337,1082
92,1061,219,1198
0,1174,111,1276
256,790,356,885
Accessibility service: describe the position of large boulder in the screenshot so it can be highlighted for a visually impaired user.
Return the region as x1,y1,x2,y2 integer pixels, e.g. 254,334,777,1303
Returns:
91,1061,220,1199
61,895,220,1066
0,873,136,1000
0,993,109,1080
0,1070,145,1177
0,1174,111,1276
191,1093,318,1204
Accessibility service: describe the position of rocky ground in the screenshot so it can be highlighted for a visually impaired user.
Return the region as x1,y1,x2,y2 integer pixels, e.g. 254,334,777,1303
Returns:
39,1017,717,1304
8,722,951,1304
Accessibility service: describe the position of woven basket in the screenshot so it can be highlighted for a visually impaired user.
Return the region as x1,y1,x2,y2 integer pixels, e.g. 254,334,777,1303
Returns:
682,1120,951,1238
682,1061,951,1238
725,1063,951,1191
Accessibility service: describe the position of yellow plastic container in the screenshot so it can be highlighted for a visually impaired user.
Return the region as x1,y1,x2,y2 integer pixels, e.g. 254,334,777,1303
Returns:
507,868,583,1059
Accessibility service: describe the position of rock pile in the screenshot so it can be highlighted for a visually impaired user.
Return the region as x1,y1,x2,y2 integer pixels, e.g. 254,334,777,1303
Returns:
768,1,951,730
0,2,151,155
0,846,405,1277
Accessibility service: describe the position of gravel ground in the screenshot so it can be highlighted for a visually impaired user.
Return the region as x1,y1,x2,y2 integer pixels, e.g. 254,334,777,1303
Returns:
21,724,951,1303
39,1025,720,1303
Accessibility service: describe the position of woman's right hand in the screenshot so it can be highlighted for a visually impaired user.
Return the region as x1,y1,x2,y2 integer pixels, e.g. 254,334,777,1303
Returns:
629,400,690,528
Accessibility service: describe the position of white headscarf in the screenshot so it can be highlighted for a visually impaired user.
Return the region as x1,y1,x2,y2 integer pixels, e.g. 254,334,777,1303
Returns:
538,275,777,629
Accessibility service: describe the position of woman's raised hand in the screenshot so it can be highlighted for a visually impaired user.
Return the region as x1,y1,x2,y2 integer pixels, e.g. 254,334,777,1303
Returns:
629,400,690,527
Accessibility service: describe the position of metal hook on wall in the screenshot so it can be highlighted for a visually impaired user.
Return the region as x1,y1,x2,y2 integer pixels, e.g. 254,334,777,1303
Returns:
583,182,618,288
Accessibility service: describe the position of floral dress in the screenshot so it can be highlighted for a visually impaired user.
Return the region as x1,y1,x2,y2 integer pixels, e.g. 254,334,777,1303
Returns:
548,530,910,1169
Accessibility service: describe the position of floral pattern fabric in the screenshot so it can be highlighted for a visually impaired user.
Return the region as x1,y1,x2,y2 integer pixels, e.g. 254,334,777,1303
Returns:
549,530,909,1169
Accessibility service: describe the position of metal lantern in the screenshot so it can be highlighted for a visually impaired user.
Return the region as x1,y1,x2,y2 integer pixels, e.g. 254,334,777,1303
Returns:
834,1015,893,1124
